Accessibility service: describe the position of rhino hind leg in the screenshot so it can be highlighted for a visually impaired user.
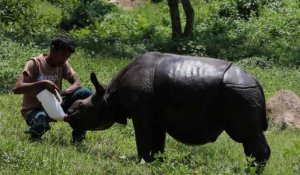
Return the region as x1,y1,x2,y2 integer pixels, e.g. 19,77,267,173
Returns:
242,132,271,174
222,85,270,173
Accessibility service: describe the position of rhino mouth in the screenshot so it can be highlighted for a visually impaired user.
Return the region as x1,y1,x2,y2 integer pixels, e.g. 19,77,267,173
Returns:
63,112,77,124
67,111,79,119
65,108,114,131
64,108,83,124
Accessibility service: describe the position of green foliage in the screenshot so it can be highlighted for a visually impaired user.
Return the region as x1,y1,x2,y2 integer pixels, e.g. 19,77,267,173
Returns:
236,0,260,20
217,0,259,20
193,0,300,64
0,37,41,92
68,0,300,64
0,0,35,40
47,0,79,7
0,0,299,65
71,3,172,57
261,0,285,10
0,0,61,42
59,0,117,31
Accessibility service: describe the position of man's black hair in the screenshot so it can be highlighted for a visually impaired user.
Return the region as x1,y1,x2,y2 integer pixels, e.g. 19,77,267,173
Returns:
50,35,76,53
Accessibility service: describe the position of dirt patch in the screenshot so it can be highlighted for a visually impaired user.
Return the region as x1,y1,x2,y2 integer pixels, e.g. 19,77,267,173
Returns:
267,90,300,129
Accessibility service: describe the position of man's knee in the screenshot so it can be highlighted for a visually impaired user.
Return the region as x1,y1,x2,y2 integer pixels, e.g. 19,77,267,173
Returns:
73,87,93,99
26,111,50,137
61,88,93,110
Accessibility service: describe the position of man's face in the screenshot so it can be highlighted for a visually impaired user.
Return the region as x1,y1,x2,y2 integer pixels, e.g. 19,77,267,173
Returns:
51,49,72,66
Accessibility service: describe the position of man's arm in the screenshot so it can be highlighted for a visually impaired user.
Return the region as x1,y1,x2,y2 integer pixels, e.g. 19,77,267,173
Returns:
60,74,81,96
13,72,60,94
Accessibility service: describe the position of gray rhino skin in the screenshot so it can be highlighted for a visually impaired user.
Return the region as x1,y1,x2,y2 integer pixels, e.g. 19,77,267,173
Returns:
68,52,270,173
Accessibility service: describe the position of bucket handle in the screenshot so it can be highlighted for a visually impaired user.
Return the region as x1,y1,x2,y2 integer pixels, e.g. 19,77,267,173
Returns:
54,89,63,104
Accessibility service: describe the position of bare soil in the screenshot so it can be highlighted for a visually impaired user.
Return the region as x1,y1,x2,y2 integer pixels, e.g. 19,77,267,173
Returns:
267,90,300,129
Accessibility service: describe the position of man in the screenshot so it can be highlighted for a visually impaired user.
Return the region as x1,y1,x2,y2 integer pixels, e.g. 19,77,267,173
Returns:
13,35,93,143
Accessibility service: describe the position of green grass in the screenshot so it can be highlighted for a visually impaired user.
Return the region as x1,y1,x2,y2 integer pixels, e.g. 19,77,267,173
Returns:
1,56,300,175
1,93,300,174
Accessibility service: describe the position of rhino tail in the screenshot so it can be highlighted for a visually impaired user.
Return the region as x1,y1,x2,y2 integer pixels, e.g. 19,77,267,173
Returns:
258,81,268,131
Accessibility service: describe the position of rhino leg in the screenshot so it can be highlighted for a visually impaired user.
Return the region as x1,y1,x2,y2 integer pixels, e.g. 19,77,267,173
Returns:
222,85,270,173
132,112,166,162
132,113,154,162
243,132,271,174
150,125,166,159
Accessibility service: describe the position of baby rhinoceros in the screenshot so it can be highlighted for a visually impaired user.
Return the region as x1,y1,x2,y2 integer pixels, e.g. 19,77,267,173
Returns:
67,52,270,174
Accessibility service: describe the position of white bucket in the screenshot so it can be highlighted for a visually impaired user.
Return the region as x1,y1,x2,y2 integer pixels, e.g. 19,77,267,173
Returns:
37,89,66,121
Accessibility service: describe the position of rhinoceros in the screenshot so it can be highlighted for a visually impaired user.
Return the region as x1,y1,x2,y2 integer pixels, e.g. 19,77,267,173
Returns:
67,52,270,173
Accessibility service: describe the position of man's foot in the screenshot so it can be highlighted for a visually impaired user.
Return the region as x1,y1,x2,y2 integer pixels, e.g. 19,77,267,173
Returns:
24,130,42,141
30,133,42,141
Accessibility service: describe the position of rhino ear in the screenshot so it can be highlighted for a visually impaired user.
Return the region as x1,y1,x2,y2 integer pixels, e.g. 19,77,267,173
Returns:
90,72,105,95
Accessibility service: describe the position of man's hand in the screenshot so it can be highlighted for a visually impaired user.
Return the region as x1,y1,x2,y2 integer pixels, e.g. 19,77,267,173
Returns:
39,80,60,94
60,86,81,97
60,89,72,97
13,74,60,95
61,74,82,97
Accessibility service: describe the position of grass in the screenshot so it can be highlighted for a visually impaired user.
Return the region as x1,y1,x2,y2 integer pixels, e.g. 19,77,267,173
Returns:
1,94,300,175
1,55,300,174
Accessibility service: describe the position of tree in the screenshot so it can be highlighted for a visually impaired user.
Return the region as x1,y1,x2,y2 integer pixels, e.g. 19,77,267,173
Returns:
167,0,194,39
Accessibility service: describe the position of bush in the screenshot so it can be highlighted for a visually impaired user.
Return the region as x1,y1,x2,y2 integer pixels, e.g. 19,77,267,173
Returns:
71,8,171,57
59,0,117,31
0,0,61,43
193,0,300,64
0,37,41,92
1,0,299,66
66,0,299,64
0,0,35,40
236,0,260,20
217,0,259,20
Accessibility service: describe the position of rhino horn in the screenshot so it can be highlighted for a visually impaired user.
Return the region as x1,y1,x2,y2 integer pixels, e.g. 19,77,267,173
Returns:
90,72,105,96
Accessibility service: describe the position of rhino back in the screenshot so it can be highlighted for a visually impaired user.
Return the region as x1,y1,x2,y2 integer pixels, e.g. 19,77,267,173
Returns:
154,54,231,108
114,52,164,111
108,52,162,92
116,52,231,112
223,64,258,88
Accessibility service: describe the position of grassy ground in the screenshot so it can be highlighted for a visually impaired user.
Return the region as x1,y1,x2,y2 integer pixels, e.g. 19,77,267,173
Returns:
1,56,300,174
1,93,300,174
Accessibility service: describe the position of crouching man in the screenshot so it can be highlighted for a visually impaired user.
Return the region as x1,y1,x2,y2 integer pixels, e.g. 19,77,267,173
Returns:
13,35,93,143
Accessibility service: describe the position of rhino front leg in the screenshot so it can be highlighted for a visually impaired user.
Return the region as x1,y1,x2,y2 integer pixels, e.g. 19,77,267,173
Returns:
150,125,166,159
132,120,166,162
132,115,154,162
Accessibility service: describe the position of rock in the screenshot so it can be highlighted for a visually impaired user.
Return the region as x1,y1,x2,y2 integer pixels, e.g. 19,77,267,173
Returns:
267,90,300,129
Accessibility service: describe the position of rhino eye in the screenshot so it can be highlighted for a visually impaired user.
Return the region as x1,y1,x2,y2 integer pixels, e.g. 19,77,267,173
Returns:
76,101,83,109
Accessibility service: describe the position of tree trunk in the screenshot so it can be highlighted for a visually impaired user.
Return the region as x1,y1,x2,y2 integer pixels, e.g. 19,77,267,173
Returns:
167,0,194,39
167,0,182,39
181,0,194,37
